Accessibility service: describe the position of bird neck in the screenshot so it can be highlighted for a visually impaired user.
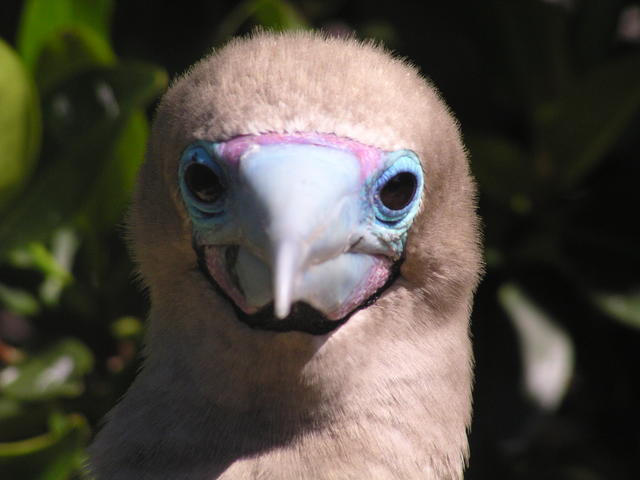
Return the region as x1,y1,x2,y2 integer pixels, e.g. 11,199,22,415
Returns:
117,275,473,478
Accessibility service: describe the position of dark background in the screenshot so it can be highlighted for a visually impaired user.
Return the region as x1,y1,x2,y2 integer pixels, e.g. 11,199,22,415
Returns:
1,1,639,478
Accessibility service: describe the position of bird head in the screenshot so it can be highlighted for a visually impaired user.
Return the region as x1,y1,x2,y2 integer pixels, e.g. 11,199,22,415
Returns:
179,132,423,332
131,32,480,343
92,31,483,478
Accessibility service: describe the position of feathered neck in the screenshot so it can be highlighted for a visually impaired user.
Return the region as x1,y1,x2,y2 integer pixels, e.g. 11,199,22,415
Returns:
90,273,473,479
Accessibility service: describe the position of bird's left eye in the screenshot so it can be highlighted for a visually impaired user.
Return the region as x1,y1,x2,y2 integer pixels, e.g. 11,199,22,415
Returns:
379,172,418,211
373,150,423,225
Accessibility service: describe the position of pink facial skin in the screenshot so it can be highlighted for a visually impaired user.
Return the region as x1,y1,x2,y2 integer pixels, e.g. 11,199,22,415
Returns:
327,254,393,320
204,245,258,315
216,132,385,182
205,246,393,321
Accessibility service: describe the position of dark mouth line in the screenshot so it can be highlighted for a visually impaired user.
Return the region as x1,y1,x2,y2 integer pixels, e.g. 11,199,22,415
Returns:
349,236,364,250
224,245,243,296
193,242,403,335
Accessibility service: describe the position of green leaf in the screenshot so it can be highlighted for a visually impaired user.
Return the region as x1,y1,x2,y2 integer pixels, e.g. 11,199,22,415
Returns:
593,290,640,329
35,26,116,95
9,235,76,283
0,283,40,316
110,316,143,340
0,398,24,426
0,398,50,443
538,54,640,187
5,230,78,306
0,39,41,214
0,338,93,402
17,0,113,70
39,229,80,306
214,0,308,44
77,110,149,232
0,413,89,480
359,20,400,47
253,0,307,30
0,62,167,260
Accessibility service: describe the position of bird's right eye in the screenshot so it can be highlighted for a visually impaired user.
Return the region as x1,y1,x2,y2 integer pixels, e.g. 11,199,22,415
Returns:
184,160,225,203
179,145,228,216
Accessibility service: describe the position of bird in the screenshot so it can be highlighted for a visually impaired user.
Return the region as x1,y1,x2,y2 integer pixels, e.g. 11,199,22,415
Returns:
88,31,482,479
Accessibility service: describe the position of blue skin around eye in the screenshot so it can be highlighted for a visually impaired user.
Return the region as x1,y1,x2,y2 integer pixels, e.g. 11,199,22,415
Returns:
179,143,424,254
359,149,424,256
372,150,424,226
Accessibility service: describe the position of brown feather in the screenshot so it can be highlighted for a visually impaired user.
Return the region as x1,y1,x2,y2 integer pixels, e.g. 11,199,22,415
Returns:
89,30,483,479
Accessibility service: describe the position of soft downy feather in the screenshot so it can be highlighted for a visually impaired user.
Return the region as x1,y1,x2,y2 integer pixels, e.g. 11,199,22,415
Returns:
89,30,483,479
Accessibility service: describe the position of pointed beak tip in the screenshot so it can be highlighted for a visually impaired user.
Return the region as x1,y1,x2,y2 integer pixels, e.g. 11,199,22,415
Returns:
273,242,299,320
275,300,291,319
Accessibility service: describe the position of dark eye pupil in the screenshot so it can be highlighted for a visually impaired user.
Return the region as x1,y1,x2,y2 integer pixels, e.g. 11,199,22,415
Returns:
379,172,417,211
184,162,225,203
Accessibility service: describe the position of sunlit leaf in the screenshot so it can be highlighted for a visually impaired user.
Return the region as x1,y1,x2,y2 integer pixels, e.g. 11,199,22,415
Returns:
0,39,41,214
0,338,93,402
8,231,77,284
499,283,574,411
5,232,78,307
39,229,80,306
593,290,640,329
17,0,113,70
0,62,167,260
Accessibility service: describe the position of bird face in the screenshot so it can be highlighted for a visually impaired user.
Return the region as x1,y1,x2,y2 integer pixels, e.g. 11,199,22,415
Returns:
178,132,424,334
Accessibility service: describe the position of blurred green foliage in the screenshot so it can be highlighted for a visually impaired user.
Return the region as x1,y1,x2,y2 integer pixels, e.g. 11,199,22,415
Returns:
0,0,639,479
0,0,166,477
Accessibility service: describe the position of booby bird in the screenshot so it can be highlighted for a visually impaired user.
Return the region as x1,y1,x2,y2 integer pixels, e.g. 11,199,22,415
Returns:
89,31,482,479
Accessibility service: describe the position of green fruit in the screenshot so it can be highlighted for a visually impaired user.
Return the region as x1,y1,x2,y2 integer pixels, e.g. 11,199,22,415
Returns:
0,39,41,213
